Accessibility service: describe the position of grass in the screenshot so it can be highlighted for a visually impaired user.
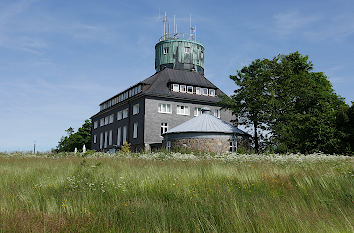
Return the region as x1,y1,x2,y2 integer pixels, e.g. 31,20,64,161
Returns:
0,152,353,232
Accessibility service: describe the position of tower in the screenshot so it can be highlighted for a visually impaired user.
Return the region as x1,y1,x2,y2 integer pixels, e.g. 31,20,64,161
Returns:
155,14,205,75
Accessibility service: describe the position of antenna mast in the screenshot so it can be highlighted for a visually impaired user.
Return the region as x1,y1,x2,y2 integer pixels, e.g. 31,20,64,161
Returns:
163,12,167,40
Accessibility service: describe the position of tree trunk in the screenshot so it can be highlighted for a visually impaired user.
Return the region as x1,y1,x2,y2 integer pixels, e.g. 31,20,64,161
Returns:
254,122,259,153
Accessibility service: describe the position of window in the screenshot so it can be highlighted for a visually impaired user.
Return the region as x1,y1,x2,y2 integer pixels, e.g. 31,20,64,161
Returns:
104,116,109,125
163,47,169,54
180,85,186,93
166,141,171,150
209,89,215,96
229,141,237,152
94,121,98,129
137,85,142,93
104,131,108,148
196,87,201,95
177,105,190,115
184,47,191,54
123,126,127,143
201,50,204,59
202,88,208,96
117,127,121,146
123,108,128,119
100,133,103,149
109,114,114,124
93,134,97,143
214,109,220,118
187,86,193,94
194,107,202,116
109,130,112,145
161,123,168,135
117,111,122,120
133,122,138,138
100,118,104,127
158,103,172,114
133,104,139,115
172,84,179,92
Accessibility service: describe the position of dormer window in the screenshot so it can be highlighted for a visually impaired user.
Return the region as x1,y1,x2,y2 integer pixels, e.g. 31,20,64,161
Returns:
187,86,193,93
180,85,186,93
209,89,215,96
172,84,179,92
202,88,208,96
164,47,169,54
196,87,201,95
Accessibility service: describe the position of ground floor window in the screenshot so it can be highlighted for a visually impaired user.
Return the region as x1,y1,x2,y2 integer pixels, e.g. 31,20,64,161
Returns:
93,134,97,143
229,140,237,152
133,122,138,138
166,141,171,150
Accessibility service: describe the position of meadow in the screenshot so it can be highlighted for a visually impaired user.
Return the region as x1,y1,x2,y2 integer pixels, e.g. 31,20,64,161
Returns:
0,152,353,232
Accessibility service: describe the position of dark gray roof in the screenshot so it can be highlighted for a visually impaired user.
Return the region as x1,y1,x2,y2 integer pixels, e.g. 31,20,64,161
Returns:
165,112,247,135
141,68,225,103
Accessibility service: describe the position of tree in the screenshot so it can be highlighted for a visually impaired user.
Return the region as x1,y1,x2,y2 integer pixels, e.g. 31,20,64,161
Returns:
222,52,350,154
56,120,91,152
219,58,276,153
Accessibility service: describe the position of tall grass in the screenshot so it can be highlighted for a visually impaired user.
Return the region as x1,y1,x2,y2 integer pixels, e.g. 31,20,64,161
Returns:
0,153,353,232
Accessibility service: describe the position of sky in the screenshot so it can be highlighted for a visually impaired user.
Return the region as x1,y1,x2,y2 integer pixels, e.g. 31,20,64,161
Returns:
0,0,353,152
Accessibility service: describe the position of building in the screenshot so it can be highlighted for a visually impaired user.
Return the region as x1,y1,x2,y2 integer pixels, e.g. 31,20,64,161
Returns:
90,19,235,152
163,108,250,153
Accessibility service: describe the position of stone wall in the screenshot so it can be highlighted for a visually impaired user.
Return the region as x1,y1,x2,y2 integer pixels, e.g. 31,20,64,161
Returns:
170,138,230,154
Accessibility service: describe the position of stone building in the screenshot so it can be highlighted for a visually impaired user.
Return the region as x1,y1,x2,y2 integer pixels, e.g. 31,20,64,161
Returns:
162,108,250,153
90,18,238,152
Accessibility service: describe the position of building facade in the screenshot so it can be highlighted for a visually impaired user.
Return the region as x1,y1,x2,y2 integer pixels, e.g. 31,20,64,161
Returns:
91,29,234,151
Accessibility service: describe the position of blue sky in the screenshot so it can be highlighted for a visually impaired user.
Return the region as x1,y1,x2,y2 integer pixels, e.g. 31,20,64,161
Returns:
1,0,353,152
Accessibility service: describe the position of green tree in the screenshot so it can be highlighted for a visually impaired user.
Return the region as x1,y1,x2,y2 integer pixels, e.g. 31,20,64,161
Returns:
271,53,346,153
222,52,350,154
56,119,92,152
219,58,276,153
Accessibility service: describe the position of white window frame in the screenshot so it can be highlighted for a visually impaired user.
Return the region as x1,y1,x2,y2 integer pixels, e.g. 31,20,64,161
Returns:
184,47,191,54
196,87,201,95
109,114,114,124
177,105,190,116
194,107,202,116
94,121,98,129
133,104,139,115
117,111,122,120
158,103,172,114
104,116,109,125
202,88,208,96
161,123,168,135
123,108,128,119
172,84,179,92
133,122,138,138
109,130,112,145
117,127,121,146
187,86,193,94
93,134,97,143
209,89,215,96
166,141,171,150
214,109,221,118
100,133,103,149
123,126,127,143
104,131,108,148
100,118,104,127
180,85,186,93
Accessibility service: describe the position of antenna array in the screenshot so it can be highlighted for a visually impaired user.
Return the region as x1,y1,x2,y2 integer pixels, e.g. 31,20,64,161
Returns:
159,12,197,42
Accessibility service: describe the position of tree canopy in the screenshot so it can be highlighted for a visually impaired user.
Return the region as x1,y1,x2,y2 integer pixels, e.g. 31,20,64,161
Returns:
56,119,91,152
221,52,352,154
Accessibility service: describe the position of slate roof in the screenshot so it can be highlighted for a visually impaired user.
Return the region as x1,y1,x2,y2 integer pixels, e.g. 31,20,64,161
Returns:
165,111,247,135
140,68,225,104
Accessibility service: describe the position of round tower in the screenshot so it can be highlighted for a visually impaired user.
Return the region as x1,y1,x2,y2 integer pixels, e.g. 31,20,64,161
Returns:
155,14,205,75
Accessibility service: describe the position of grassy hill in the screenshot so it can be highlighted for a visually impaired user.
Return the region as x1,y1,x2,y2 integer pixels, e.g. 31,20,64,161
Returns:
0,152,353,232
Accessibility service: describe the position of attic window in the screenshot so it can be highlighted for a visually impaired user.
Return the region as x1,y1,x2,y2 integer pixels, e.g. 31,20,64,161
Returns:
164,47,169,54
172,84,179,92
180,85,186,93
202,88,208,96
187,86,193,93
196,87,201,95
209,89,215,96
